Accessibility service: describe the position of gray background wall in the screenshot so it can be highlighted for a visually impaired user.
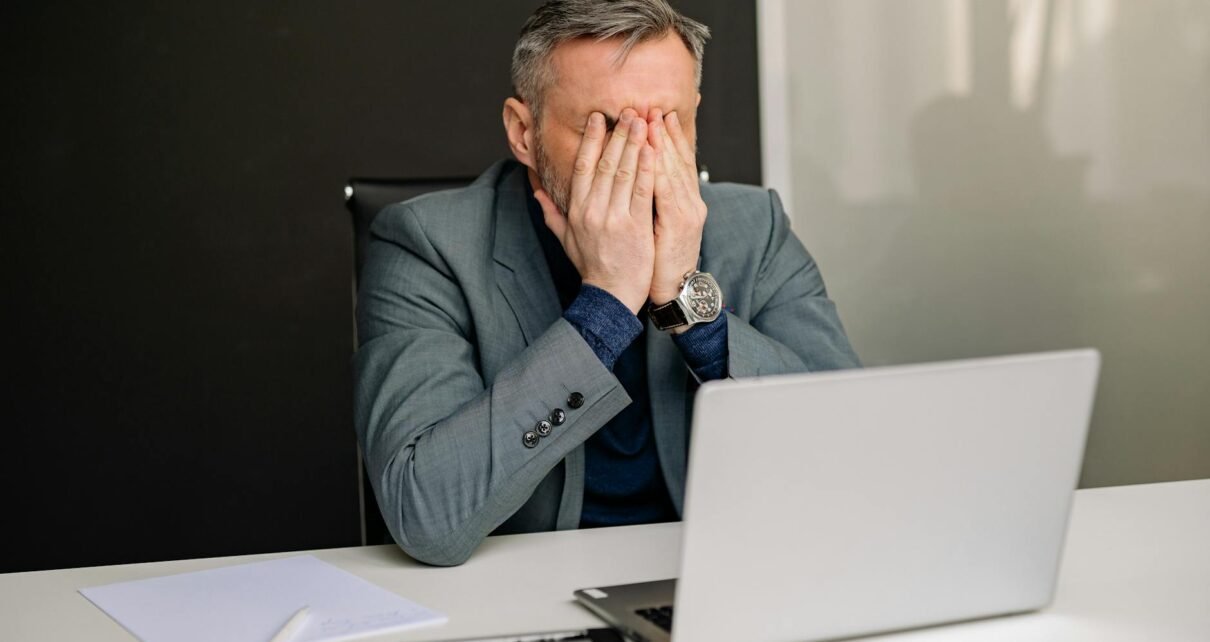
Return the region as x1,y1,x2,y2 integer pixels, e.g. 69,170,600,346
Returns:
1,0,761,573
760,0,1209,487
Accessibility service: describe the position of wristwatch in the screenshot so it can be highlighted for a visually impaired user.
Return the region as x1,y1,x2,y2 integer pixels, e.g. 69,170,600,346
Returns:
649,270,724,332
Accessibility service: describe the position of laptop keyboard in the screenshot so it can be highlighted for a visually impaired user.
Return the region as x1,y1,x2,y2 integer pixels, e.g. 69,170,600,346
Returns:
635,606,674,632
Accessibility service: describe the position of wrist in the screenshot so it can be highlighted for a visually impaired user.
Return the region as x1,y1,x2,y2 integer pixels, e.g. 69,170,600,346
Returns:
581,279,646,315
648,270,724,333
649,290,678,307
565,286,644,369
651,265,700,306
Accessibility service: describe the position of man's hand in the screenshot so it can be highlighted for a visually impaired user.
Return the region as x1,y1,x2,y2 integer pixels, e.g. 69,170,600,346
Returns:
534,109,656,314
647,109,708,316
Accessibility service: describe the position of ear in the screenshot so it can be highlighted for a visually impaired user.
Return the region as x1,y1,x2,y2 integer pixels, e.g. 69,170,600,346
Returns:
503,97,538,170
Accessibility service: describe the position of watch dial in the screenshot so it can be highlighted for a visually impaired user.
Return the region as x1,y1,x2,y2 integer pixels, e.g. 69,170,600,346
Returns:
686,275,721,319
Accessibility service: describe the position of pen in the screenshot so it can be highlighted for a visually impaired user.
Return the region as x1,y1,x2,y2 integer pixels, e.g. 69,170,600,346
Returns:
268,606,311,642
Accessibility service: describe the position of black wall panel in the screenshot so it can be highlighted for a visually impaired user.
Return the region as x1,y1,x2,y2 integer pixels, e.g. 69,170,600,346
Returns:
1,1,760,573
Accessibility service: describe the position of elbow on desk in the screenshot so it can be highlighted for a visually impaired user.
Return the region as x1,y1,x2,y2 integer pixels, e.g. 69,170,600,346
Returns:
384,483,515,566
388,506,479,567
377,454,481,567
378,485,476,566
372,414,534,567
395,537,475,567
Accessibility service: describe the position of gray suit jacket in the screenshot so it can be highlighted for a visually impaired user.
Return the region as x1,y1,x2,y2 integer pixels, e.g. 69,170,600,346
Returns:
354,160,859,566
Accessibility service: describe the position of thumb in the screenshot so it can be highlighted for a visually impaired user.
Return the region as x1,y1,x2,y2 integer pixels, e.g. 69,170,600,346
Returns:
534,189,567,241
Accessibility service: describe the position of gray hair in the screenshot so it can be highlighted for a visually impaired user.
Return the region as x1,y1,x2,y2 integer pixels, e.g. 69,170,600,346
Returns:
511,0,711,121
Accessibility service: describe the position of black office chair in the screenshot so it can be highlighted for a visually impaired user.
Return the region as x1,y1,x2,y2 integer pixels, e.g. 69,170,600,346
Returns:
345,177,476,283
344,176,475,546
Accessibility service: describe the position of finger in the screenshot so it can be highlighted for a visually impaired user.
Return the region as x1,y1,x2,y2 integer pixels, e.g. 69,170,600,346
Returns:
649,113,666,154
570,112,607,211
658,123,687,184
651,128,680,213
534,188,567,241
631,144,655,225
658,127,697,212
660,124,698,197
610,116,647,209
646,108,664,146
665,111,697,171
652,140,674,202
649,116,679,199
588,109,636,205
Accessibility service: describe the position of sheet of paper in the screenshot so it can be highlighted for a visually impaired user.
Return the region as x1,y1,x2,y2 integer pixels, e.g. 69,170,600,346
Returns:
79,554,447,642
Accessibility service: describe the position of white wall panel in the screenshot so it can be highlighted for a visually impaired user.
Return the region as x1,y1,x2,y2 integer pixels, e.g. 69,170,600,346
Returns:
759,0,1210,487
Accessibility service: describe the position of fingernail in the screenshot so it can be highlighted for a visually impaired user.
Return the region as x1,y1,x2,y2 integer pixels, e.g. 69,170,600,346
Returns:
590,112,603,126
668,112,679,126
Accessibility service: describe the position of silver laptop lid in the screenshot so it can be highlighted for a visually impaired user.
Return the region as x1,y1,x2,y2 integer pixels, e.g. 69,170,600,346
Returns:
674,350,1100,642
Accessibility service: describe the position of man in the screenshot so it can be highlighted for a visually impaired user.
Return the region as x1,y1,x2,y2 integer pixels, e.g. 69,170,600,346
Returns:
354,0,859,567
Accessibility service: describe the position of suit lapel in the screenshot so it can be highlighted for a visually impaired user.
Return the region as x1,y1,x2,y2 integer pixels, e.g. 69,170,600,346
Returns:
492,164,562,345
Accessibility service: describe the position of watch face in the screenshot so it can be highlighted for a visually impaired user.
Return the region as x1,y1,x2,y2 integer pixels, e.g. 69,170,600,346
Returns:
685,274,722,320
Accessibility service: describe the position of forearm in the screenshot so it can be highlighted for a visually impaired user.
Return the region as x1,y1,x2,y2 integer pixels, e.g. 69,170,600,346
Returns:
354,319,631,566
563,285,643,369
671,314,729,381
725,305,859,377
569,283,733,382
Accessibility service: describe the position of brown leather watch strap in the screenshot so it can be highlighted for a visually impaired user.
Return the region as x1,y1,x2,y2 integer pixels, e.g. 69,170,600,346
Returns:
649,299,688,331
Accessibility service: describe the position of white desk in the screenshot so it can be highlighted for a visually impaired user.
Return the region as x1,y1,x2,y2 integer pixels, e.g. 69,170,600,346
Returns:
3,479,1207,641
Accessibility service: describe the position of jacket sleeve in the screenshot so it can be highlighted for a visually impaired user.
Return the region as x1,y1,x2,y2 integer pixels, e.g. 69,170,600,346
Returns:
352,205,632,566
726,189,862,376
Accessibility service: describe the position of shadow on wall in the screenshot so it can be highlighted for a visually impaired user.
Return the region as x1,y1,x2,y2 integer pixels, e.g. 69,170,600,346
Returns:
784,0,1210,487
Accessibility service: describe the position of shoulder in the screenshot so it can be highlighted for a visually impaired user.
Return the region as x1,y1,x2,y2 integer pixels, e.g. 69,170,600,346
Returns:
701,181,785,234
368,161,511,254
700,181,790,259
701,180,774,213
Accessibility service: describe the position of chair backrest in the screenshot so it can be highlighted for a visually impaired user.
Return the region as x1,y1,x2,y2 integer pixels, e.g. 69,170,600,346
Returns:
344,176,475,546
345,177,476,285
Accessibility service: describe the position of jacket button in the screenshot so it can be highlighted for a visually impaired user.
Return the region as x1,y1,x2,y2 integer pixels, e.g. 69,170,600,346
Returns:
535,419,553,437
550,408,566,426
567,392,585,409
522,431,540,448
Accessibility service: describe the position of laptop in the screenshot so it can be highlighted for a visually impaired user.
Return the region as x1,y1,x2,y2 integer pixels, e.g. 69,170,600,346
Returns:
574,349,1100,642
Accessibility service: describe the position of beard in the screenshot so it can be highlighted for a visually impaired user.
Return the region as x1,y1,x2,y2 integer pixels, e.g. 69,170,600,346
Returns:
532,132,572,216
